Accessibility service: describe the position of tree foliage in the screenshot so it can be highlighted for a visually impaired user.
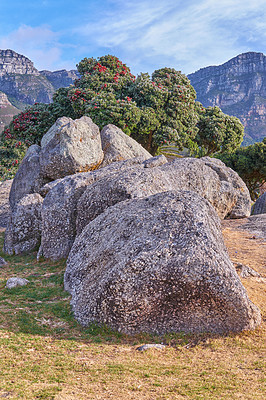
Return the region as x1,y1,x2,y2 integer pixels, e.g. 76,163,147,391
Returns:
195,106,244,156
0,54,246,180
217,138,266,200
67,56,200,154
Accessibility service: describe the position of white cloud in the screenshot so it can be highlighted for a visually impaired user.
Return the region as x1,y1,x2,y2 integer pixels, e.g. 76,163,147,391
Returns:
75,0,266,74
0,25,63,70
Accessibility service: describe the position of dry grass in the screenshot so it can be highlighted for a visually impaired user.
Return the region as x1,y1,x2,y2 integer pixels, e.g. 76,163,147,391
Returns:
0,222,265,400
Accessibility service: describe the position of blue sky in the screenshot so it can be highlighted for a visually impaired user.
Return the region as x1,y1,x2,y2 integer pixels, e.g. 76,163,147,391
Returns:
0,0,265,75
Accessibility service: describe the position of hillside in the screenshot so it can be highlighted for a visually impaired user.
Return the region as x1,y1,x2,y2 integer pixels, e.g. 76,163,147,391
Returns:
0,91,21,134
188,52,266,145
0,49,79,132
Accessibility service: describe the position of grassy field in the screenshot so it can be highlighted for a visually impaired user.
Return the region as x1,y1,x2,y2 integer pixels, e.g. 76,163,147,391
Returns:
0,228,265,400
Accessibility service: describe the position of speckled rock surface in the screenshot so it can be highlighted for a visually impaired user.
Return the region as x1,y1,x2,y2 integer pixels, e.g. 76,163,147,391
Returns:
240,214,266,240
100,124,152,167
0,179,12,228
4,193,43,255
252,192,266,215
39,158,147,260
201,157,251,218
143,154,167,168
40,116,104,180
9,145,46,211
65,190,261,335
76,157,238,235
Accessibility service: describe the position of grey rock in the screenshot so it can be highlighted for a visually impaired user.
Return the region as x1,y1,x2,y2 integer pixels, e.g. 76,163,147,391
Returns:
4,193,43,255
5,277,30,289
143,154,168,168
240,214,266,240
76,157,240,235
0,256,7,266
9,145,46,211
39,158,146,260
40,116,104,180
0,179,12,227
252,193,266,215
65,190,261,335
100,124,152,167
136,344,166,351
235,264,261,278
201,157,251,218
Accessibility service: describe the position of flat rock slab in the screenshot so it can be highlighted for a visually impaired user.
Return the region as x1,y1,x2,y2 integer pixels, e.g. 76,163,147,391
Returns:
136,344,166,351
240,215,266,240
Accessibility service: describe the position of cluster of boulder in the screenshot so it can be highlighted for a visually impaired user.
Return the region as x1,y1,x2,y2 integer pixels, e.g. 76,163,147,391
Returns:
3,115,262,334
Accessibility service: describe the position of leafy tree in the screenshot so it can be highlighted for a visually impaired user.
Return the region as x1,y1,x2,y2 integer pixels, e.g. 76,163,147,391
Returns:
195,106,244,156
68,57,199,154
217,138,266,200
0,54,246,180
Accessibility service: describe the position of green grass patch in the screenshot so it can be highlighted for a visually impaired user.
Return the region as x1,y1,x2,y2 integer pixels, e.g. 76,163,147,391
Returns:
0,231,265,399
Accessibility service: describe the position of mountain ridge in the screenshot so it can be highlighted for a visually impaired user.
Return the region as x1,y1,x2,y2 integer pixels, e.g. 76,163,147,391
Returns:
0,49,265,144
188,52,266,144
0,49,79,132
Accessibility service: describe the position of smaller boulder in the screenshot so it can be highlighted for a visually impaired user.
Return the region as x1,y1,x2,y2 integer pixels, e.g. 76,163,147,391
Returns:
252,192,266,215
235,264,261,278
4,193,43,255
100,124,152,167
40,116,104,180
0,256,7,266
5,277,30,289
136,344,166,351
143,155,168,168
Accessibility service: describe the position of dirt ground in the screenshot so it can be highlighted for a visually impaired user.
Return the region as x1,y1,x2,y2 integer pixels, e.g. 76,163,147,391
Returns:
222,218,266,316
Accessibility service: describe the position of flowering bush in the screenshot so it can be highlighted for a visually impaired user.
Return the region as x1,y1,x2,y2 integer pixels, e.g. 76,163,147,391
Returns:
68,59,200,154
0,54,244,181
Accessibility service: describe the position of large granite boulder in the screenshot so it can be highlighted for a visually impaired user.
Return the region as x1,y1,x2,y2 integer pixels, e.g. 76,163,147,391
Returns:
65,190,261,335
100,124,152,167
39,158,147,260
201,157,251,218
252,192,266,215
76,157,238,235
40,116,104,180
4,193,43,255
9,145,46,211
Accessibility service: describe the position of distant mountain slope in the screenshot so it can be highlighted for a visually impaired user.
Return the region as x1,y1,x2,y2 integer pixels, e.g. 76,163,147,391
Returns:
188,52,266,145
0,91,20,134
0,49,79,132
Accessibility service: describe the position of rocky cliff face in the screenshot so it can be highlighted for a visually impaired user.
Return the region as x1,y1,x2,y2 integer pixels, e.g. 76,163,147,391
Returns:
0,49,39,76
40,69,80,90
0,49,79,107
0,91,20,133
188,52,266,145
0,49,79,132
